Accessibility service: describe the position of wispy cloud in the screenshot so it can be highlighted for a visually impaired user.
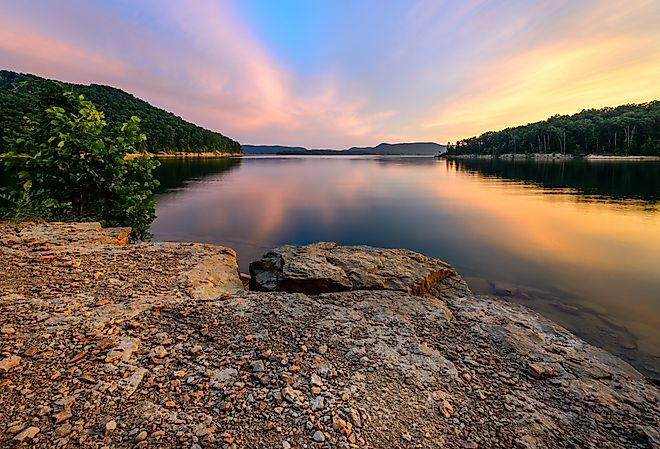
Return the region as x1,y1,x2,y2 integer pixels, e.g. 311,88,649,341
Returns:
1,0,659,146
424,1,660,141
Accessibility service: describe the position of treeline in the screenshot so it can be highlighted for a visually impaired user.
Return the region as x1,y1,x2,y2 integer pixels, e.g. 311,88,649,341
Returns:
447,102,660,156
0,70,241,154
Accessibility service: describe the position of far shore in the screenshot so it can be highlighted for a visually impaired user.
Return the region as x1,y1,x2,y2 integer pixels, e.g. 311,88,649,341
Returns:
153,151,242,159
442,153,660,161
123,151,242,160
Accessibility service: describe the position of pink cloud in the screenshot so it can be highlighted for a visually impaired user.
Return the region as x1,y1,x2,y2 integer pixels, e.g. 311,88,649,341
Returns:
1,0,394,148
0,17,128,81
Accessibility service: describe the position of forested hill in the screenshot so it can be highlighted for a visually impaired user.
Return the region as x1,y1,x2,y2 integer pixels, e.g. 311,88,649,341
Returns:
0,70,241,154
447,102,660,156
243,142,445,155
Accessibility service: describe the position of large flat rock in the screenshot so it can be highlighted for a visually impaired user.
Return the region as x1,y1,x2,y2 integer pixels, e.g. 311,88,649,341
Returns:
0,221,131,249
0,222,244,299
249,242,461,295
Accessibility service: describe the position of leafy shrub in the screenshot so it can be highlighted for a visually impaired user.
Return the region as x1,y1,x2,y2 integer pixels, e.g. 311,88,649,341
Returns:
1,83,160,239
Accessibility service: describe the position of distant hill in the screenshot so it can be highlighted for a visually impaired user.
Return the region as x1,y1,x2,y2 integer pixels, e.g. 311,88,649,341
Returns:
243,142,445,156
0,70,241,154
345,142,445,155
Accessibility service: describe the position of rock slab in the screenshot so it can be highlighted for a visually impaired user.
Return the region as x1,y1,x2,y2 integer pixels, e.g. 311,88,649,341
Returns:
249,242,458,295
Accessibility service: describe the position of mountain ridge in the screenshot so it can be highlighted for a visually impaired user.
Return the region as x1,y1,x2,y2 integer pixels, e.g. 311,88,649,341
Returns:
243,141,446,156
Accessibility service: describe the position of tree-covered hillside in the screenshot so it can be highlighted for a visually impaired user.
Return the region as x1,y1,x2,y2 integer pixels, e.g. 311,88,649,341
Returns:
447,102,660,156
243,142,445,155
0,70,241,154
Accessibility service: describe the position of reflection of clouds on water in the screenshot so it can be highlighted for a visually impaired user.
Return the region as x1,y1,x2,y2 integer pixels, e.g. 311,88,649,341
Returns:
154,157,373,243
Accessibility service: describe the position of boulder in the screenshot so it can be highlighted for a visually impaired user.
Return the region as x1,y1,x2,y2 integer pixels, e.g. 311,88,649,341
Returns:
249,242,457,295
177,243,245,298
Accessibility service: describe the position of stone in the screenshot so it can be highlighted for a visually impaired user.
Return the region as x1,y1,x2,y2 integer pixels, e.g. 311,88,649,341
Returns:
54,396,76,408
310,396,325,411
282,441,292,449
0,355,21,373
15,222,129,248
191,345,203,354
105,420,117,435
349,408,362,428
310,373,323,386
239,272,251,289
105,337,140,363
13,426,40,442
249,243,457,295
180,245,244,298
54,408,73,423
490,281,517,297
439,399,454,418
136,430,148,442
312,430,325,442
36,405,52,416
211,368,238,389
54,423,73,439
151,345,168,358
252,360,265,373
528,362,561,380
282,385,305,405
124,367,148,399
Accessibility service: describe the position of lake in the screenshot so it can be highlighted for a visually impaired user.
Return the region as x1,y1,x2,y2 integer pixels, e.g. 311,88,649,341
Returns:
152,156,660,380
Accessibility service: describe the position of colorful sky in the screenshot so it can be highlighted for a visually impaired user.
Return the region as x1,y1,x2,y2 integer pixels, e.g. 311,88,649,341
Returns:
2,0,660,148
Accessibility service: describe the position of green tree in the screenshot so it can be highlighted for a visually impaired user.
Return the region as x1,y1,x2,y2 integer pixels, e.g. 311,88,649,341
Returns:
1,84,160,239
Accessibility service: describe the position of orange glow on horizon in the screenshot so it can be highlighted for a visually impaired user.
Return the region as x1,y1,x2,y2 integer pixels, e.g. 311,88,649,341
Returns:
426,3,660,142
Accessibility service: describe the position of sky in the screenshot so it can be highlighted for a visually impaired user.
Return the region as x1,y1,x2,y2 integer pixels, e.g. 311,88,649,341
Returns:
2,0,660,148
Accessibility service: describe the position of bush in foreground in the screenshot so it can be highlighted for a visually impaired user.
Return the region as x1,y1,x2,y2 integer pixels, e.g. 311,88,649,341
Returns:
1,82,159,240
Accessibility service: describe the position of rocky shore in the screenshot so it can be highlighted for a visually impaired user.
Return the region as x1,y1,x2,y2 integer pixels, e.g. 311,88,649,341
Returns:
153,152,242,159
124,152,241,161
0,222,658,448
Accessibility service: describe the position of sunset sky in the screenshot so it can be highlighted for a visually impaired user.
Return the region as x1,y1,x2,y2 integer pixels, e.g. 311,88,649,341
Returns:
2,0,660,148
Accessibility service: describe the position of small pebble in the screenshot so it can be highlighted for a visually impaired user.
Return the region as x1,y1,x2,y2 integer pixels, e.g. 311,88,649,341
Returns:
105,420,117,435
136,430,148,442
313,430,325,442
14,427,40,442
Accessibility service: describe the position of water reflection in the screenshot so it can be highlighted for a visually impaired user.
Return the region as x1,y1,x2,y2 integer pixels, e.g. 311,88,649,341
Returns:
449,158,660,205
152,156,660,379
153,157,242,193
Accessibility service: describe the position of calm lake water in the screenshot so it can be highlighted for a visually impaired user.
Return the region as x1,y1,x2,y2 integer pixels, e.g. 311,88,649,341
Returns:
152,156,660,379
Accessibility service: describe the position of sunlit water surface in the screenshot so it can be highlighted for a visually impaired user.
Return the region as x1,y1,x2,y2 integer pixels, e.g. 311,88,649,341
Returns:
152,156,660,379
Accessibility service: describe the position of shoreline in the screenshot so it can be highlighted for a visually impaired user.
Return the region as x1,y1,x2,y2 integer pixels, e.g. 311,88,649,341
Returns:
443,153,660,161
1,222,658,448
153,151,243,159
123,151,242,160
